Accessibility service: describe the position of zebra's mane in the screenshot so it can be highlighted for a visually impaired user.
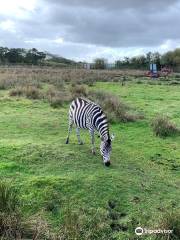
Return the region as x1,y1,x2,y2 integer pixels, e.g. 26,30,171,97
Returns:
78,97,101,108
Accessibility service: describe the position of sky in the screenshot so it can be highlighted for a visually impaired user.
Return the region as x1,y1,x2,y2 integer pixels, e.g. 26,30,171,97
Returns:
0,0,180,62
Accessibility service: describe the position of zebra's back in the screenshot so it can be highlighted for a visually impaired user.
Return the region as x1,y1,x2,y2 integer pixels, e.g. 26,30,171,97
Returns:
69,98,100,129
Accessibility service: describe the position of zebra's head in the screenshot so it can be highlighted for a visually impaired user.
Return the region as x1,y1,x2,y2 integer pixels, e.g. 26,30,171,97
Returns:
100,136,113,166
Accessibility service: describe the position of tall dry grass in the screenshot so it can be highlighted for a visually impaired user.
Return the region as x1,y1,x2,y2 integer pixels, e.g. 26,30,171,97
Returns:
151,115,179,137
89,90,140,123
0,66,145,90
3,67,142,121
1,66,144,120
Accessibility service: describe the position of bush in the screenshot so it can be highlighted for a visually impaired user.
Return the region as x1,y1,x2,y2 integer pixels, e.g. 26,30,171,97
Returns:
24,86,41,99
89,90,138,123
45,88,70,108
9,87,24,97
50,96,67,108
70,84,88,99
9,86,41,99
151,115,179,137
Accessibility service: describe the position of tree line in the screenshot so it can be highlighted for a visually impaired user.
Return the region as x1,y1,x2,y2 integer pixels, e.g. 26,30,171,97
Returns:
93,48,180,70
0,47,47,65
0,46,180,71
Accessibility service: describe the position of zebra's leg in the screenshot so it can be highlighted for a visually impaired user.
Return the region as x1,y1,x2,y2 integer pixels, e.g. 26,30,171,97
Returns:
66,119,73,144
76,128,83,145
89,128,95,154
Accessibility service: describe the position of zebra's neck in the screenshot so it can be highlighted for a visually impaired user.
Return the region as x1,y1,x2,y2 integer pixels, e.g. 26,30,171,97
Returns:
99,130,110,141
95,118,110,141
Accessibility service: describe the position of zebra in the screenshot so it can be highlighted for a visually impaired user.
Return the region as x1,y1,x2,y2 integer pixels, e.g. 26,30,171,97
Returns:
65,97,114,166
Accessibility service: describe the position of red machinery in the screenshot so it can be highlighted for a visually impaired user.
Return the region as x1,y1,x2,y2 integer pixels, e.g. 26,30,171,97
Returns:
145,64,173,78
160,67,173,77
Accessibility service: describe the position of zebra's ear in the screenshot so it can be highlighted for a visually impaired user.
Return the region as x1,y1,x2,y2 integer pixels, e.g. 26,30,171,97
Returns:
111,133,115,141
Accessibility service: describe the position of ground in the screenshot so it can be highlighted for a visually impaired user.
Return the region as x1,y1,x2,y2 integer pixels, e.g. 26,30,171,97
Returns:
0,80,180,239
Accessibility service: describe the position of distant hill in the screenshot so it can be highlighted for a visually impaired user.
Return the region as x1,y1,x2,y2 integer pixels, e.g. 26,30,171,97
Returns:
44,52,77,66
0,47,78,67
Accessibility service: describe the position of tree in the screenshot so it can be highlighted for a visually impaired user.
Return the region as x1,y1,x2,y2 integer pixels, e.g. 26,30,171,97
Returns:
161,49,180,67
5,48,25,63
25,48,46,65
146,52,153,64
130,55,147,69
0,47,9,63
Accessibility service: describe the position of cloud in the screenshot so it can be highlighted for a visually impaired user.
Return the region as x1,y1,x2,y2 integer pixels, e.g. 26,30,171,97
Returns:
44,0,178,11
0,20,16,33
0,0,37,19
43,0,180,47
0,0,180,61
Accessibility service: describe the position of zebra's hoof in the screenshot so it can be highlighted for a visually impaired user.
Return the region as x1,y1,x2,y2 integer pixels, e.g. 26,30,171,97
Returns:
65,139,69,144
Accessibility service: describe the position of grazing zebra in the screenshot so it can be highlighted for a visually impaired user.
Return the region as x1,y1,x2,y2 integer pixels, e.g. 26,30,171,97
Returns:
66,97,114,166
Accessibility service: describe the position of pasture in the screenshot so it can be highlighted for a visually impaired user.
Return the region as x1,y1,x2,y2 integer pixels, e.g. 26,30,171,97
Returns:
0,67,180,239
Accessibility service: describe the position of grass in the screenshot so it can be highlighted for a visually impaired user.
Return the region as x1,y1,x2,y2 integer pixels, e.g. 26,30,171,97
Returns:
156,211,180,239
0,181,21,239
0,181,19,213
0,68,180,239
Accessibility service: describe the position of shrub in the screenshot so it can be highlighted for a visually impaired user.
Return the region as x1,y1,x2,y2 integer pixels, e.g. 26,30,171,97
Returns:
9,86,41,99
46,88,70,108
82,77,95,86
151,115,179,137
50,96,67,108
9,87,24,97
70,84,88,99
24,86,41,99
89,90,138,123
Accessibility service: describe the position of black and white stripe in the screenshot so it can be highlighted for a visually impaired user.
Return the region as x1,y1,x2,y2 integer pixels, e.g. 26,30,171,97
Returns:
66,97,112,166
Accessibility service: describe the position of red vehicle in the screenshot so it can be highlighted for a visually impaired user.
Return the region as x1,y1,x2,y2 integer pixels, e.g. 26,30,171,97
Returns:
145,70,160,78
160,67,173,77
145,65,173,78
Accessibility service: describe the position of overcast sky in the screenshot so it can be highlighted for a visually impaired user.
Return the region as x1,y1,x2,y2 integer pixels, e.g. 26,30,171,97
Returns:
0,0,180,61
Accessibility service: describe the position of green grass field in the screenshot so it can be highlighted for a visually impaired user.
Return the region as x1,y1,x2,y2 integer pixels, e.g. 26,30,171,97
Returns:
0,81,180,239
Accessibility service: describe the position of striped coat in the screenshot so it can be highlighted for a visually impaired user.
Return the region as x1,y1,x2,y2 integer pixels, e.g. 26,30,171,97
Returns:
66,98,113,166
